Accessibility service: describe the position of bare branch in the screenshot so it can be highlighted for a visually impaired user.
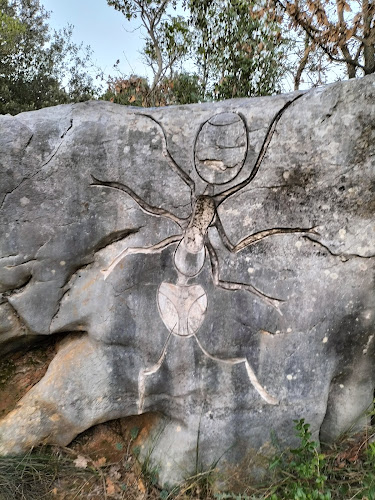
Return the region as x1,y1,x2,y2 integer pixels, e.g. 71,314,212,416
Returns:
274,0,366,71
294,36,313,89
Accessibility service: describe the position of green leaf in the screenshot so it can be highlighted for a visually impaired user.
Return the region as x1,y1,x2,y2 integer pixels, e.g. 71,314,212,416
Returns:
130,426,140,440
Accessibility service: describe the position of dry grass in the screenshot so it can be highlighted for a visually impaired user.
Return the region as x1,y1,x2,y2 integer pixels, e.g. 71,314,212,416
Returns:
2,422,375,499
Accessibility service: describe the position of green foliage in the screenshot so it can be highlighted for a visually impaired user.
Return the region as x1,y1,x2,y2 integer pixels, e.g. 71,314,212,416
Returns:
189,0,287,99
268,419,331,499
0,0,98,115
265,417,375,500
102,72,203,106
106,0,288,105
167,72,203,104
0,3,25,53
361,441,375,499
130,426,140,440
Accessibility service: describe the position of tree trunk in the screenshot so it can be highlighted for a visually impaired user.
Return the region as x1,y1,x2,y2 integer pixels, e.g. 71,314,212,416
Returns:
362,0,375,74
340,45,357,78
363,43,375,74
294,36,312,90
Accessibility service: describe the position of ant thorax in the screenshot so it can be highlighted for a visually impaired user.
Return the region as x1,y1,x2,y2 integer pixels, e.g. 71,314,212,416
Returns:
184,195,216,251
190,195,216,233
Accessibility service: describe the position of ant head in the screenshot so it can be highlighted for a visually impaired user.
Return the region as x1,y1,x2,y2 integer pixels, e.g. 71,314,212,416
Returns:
194,112,248,186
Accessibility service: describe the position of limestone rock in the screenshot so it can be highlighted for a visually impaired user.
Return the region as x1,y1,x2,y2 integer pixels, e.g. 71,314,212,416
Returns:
0,76,374,486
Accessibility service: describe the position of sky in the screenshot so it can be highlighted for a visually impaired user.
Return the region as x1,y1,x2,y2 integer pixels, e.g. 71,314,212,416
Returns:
41,0,152,84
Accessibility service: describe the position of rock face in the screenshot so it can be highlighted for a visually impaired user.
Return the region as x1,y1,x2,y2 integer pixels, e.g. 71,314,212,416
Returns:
0,75,374,486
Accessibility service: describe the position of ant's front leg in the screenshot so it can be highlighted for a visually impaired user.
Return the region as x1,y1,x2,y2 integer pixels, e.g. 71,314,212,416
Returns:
102,235,183,280
214,214,318,253
205,238,283,314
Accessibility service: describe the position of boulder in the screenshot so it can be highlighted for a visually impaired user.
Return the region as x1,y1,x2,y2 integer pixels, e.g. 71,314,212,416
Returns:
0,75,374,486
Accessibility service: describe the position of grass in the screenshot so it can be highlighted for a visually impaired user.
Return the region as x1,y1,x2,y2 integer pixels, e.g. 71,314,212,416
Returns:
213,419,375,500
0,449,91,500
2,418,375,499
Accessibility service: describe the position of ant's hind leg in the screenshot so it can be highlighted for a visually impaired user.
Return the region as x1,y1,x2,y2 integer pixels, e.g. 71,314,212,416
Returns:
138,332,172,414
194,335,278,405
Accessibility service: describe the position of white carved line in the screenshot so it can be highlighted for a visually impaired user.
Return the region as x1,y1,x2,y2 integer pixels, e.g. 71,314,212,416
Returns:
137,331,173,414
194,335,279,405
101,235,182,280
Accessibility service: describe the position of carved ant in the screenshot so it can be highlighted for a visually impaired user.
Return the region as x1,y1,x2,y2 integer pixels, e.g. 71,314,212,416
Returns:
91,93,316,410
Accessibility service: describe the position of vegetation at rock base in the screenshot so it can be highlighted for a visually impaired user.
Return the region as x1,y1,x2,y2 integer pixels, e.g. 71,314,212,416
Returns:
1,416,375,499
0,0,99,115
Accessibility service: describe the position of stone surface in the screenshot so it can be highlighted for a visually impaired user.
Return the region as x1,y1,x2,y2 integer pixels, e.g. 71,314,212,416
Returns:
0,75,374,486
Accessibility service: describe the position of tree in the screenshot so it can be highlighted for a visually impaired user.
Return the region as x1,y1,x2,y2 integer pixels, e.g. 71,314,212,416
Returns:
189,0,287,99
258,0,375,83
0,1,25,52
0,0,98,115
103,74,150,106
106,0,288,104
107,0,191,104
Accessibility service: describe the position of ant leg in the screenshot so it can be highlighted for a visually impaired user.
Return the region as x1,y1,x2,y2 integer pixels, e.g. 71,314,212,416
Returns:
215,214,318,253
102,234,182,280
136,114,196,200
138,332,173,413
91,176,188,229
194,334,278,405
205,238,283,314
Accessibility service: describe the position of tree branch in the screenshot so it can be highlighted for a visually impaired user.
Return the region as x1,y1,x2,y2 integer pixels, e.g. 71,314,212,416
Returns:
274,0,366,71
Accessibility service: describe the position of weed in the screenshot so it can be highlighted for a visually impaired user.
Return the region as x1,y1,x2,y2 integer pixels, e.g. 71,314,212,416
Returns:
265,415,375,500
268,418,330,499
134,420,168,492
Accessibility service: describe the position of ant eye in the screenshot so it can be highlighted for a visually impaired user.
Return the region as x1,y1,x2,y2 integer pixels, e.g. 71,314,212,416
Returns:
194,112,247,185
